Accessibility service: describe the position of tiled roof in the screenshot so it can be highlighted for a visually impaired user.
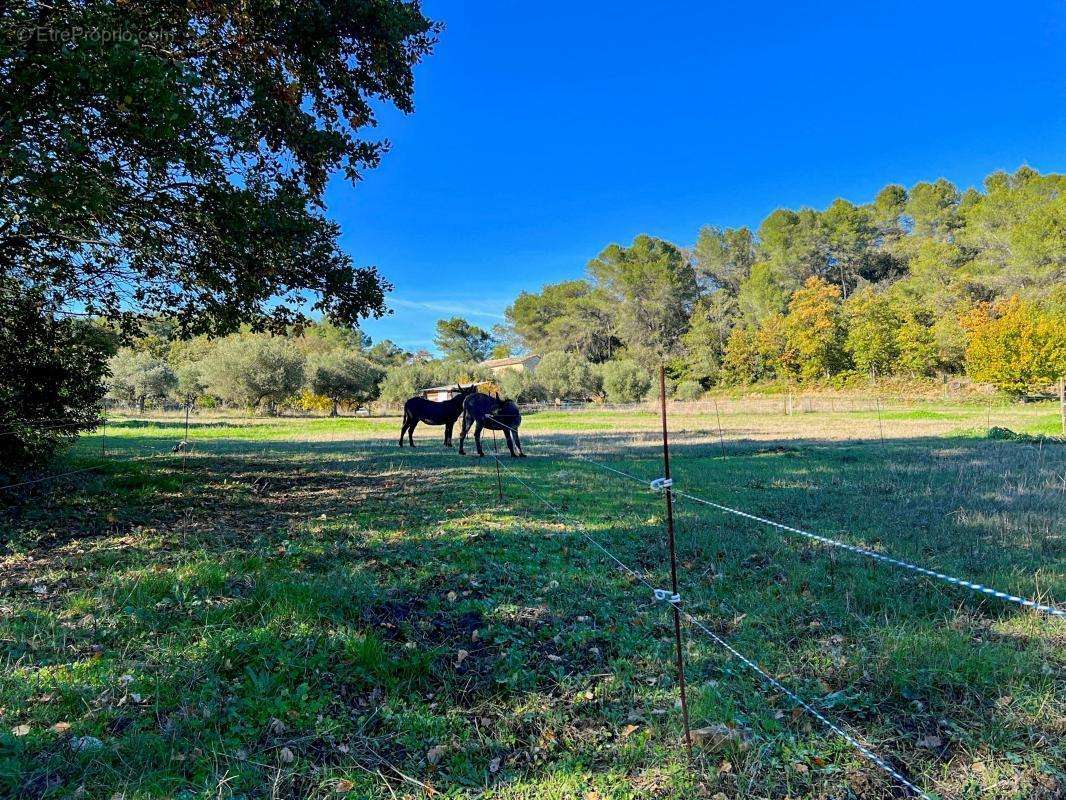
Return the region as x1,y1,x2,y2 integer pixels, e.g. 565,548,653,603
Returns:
479,354,540,368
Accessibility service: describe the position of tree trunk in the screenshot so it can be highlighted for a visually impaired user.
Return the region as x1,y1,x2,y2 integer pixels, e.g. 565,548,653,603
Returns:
138,395,146,413
331,399,339,417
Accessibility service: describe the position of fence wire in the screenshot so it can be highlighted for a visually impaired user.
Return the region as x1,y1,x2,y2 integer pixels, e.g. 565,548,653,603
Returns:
488,450,935,800
486,417,1064,620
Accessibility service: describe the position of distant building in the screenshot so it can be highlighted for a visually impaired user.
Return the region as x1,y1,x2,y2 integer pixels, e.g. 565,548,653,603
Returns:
478,354,541,375
418,382,491,402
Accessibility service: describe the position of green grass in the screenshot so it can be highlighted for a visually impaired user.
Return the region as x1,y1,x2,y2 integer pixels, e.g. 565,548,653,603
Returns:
1,404,1063,799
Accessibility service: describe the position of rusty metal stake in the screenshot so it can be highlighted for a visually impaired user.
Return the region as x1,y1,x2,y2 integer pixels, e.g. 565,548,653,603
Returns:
658,365,693,759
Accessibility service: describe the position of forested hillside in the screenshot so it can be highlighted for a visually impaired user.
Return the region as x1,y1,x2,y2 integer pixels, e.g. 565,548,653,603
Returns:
504,167,1066,396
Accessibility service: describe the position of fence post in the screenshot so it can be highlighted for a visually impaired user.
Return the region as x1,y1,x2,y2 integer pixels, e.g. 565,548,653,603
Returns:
1060,378,1065,435
658,365,692,758
491,428,503,502
712,398,726,455
100,415,107,459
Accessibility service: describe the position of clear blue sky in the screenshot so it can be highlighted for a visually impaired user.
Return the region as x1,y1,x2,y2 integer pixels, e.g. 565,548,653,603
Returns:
326,0,1066,352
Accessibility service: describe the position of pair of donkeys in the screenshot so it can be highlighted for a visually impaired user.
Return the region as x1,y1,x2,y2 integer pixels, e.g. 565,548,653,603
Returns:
399,385,526,457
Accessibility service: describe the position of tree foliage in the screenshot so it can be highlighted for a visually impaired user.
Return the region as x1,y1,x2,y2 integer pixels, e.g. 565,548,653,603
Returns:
1,0,439,335
434,318,495,363
962,297,1066,394
309,351,384,415
0,281,112,470
600,360,652,403
201,335,305,414
535,351,599,400
588,235,699,364
497,166,1065,391
107,349,177,411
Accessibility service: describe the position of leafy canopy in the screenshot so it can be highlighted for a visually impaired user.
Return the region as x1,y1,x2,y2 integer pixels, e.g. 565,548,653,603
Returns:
434,317,494,362
1,0,439,335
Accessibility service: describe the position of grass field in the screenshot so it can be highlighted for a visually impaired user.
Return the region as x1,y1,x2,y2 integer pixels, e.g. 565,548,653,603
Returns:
1,400,1063,799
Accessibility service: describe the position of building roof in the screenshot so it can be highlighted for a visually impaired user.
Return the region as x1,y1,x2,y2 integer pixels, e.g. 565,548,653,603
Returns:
479,354,540,368
418,381,491,394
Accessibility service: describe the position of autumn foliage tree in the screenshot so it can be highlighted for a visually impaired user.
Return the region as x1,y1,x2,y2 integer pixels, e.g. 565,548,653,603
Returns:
784,277,848,382
962,297,1066,394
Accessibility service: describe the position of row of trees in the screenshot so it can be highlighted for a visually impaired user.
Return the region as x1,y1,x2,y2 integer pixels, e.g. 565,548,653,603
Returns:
501,168,1066,395
105,315,669,415
106,320,403,416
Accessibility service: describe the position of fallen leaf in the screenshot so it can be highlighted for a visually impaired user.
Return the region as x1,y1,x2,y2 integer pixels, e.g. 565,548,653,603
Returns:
51,722,71,734
335,779,354,793
690,724,749,753
620,723,641,739
426,745,446,765
455,649,469,666
279,746,294,764
917,734,943,748
446,591,457,603
11,724,30,737
488,757,501,774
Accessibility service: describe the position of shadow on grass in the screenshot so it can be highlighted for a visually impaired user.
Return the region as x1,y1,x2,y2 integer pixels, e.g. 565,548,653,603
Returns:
1,429,1063,799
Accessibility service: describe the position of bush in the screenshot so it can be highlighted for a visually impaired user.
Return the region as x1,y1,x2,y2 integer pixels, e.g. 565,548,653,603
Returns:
496,370,549,403
600,359,652,403
674,380,704,401
0,282,113,471
536,351,599,399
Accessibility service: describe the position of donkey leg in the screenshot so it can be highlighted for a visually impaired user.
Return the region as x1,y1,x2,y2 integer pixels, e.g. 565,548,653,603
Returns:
503,429,517,457
513,429,527,457
408,419,417,447
475,421,485,457
458,414,472,454
398,414,408,447
444,420,455,447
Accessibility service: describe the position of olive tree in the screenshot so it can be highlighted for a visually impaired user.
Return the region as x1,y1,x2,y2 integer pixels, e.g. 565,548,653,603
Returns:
309,352,385,415
108,349,177,412
600,360,652,403
203,335,305,414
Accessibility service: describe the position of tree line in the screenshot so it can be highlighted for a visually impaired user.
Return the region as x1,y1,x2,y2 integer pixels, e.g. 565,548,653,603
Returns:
496,167,1065,399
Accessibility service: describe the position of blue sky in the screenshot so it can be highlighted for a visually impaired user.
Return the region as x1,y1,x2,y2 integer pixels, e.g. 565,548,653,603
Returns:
326,0,1066,352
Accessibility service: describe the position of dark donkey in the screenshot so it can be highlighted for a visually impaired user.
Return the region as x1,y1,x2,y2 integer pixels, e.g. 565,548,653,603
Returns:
458,392,526,457
399,384,478,447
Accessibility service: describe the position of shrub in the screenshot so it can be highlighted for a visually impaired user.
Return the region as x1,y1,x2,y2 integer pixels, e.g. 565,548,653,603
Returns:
0,281,113,471
674,380,704,401
601,360,652,403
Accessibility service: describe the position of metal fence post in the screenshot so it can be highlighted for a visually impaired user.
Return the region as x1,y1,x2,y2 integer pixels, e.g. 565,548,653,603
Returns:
658,365,692,758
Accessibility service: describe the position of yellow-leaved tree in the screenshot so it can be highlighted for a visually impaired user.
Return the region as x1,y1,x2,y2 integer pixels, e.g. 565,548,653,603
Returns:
784,277,849,382
962,296,1066,394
